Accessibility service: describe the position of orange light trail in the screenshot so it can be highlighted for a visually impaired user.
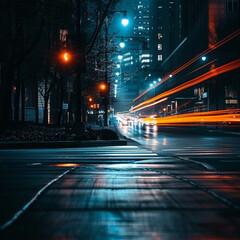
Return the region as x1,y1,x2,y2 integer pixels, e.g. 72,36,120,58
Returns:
142,109,240,127
52,163,81,167
130,98,168,112
130,59,240,112
132,28,240,102
186,59,217,77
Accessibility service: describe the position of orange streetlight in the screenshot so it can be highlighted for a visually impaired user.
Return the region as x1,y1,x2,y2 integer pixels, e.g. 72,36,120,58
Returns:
99,83,106,90
60,51,70,63
88,97,93,102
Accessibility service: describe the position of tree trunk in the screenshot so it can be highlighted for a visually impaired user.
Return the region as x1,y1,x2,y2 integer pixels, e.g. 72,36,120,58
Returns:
21,69,25,122
34,77,39,123
57,78,64,125
14,68,20,122
43,95,48,125
0,65,13,125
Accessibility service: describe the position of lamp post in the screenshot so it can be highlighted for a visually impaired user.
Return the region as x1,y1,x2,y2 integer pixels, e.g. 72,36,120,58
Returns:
103,11,128,126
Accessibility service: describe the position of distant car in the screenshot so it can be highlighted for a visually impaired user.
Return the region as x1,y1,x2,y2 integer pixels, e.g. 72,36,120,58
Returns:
121,118,129,126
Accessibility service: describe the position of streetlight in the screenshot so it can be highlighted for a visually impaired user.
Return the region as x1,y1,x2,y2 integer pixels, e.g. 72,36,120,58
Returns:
116,72,120,76
103,10,128,126
117,64,120,68
201,56,207,61
119,42,125,48
118,55,123,60
121,12,129,27
60,51,71,63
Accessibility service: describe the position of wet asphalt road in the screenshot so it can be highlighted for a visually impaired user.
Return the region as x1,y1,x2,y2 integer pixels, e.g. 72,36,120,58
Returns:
117,124,240,172
0,127,240,239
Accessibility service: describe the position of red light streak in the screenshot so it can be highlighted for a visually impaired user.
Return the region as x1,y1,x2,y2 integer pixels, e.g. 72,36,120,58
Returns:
130,59,240,112
186,59,217,77
132,29,240,102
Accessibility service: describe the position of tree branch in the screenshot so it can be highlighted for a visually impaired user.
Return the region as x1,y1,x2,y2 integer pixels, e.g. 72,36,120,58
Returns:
86,0,114,56
13,15,45,70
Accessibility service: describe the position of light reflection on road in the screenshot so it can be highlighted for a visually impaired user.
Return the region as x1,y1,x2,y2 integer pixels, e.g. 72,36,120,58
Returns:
117,124,240,156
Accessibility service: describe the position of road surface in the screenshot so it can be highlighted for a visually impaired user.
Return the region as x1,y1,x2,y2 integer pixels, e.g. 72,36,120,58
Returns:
0,139,240,239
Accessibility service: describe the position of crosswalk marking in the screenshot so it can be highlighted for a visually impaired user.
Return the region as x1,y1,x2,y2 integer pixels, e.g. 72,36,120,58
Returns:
0,146,161,163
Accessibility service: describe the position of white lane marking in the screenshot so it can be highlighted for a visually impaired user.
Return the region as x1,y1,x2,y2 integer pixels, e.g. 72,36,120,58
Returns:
0,167,76,231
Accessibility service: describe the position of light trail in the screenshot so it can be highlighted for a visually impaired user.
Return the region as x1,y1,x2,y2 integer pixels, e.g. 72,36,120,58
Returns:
132,28,240,102
130,59,240,112
142,109,240,127
169,99,194,115
185,59,217,77
130,98,168,112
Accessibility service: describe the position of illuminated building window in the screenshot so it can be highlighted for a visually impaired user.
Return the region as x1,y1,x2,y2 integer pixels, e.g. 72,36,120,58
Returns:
158,44,162,50
158,55,162,61
158,33,162,39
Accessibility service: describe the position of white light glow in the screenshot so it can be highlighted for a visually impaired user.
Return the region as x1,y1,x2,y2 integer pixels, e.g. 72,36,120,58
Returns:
119,42,125,48
121,18,129,27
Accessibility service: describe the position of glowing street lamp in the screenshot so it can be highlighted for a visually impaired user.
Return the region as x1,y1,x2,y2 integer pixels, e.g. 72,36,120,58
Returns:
201,56,207,61
61,51,70,63
116,72,120,76
121,12,129,27
100,83,107,91
117,64,120,68
119,42,125,48
118,55,123,60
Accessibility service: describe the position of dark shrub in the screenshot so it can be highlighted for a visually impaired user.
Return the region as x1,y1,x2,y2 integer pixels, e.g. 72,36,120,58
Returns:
100,129,119,140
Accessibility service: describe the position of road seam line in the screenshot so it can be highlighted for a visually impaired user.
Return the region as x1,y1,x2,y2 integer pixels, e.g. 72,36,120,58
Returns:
176,156,217,171
0,167,76,231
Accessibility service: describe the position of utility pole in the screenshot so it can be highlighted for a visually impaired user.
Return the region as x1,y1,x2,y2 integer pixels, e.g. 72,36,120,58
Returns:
76,0,82,123
104,20,109,126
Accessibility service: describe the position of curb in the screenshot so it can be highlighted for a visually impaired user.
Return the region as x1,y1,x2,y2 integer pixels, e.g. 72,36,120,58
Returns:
0,140,127,149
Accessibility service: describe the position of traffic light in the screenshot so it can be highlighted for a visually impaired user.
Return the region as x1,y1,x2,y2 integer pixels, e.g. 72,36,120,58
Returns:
99,83,110,97
60,51,71,63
